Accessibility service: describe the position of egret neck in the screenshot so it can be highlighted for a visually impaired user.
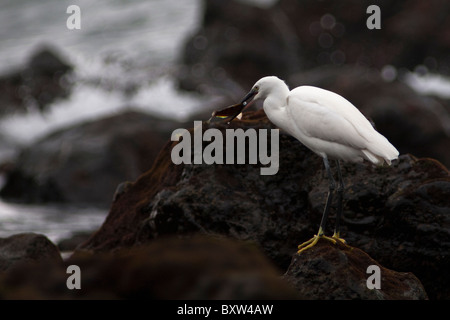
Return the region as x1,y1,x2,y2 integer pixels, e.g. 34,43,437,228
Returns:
261,80,290,130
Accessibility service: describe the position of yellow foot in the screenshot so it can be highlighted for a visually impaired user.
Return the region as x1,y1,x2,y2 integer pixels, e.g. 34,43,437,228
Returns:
297,233,337,254
332,232,346,245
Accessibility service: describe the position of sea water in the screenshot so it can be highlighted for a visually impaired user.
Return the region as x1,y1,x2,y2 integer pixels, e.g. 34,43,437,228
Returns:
0,0,204,244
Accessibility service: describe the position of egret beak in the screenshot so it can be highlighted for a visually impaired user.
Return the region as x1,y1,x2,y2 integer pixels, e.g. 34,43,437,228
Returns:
241,87,258,104
209,87,258,124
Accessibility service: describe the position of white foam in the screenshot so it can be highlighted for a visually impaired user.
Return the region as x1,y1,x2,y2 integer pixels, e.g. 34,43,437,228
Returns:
0,77,205,146
404,71,450,99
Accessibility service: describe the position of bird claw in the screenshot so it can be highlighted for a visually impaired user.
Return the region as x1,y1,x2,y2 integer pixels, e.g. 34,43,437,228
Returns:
331,232,346,244
297,233,346,254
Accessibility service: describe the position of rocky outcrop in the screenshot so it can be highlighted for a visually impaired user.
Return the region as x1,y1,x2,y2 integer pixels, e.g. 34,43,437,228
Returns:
178,0,301,95
0,111,183,207
79,111,449,299
1,0,448,301
283,240,427,299
277,0,450,72
0,111,446,299
0,236,299,299
178,0,450,93
0,233,62,272
0,234,428,299
0,45,73,115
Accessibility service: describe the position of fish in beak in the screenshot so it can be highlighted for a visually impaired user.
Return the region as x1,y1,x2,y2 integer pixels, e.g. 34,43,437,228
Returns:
209,87,258,124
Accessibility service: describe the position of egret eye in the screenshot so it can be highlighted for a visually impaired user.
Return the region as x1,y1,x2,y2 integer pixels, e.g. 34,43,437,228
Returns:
254,85,259,92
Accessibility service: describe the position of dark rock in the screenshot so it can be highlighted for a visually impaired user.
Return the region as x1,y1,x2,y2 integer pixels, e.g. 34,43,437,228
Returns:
283,240,427,299
289,65,450,168
178,0,301,95
0,233,62,272
0,111,183,207
0,44,73,115
57,231,94,252
277,0,450,73
27,47,72,77
0,236,299,299
79,111,450,299
178,0,450,93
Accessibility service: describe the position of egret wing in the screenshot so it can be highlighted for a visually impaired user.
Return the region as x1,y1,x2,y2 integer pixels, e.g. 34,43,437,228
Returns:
286,92,370,149
286,86,398,162
291,86,376,136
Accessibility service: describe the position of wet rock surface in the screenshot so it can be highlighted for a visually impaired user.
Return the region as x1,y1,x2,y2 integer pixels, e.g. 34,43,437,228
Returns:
0,111,183,207
79,111,449,299
57,231,94,252
0,233,428,300
178,0,301,95
179,0,450,93
0,236,299,299
283,240,427,299
0,45,73,116
0,233,62,272
276,0,450,73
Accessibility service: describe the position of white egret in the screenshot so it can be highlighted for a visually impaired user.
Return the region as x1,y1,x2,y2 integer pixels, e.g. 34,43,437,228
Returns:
214,76,399,254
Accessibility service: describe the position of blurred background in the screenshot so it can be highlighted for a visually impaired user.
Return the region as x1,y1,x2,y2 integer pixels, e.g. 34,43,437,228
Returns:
0,0,449,248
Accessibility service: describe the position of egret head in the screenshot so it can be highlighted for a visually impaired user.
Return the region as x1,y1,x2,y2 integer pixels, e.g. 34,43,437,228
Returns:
209,76,288,123
241,76,286,104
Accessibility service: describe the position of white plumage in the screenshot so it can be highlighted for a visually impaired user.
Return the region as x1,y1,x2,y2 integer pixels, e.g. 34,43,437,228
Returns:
250,76,399,165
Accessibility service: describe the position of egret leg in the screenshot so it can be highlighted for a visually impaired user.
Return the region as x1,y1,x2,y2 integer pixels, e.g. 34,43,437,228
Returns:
298,157,338,254
332,161,346,244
